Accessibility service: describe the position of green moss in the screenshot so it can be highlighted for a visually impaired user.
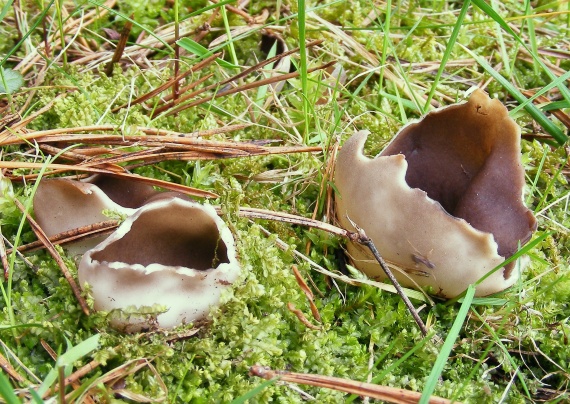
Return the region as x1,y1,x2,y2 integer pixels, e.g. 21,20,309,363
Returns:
1,0,569,402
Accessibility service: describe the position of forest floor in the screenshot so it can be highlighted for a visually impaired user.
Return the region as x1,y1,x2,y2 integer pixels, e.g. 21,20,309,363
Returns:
0,0,569,402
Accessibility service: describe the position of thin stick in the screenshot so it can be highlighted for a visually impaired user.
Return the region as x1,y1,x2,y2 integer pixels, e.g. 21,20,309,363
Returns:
162,61,335,117
250,365,454,404
105,15,133,76
0,223,9,280
0,351,27,383
13,199,90,316
7,220,119,254
348,223,428,337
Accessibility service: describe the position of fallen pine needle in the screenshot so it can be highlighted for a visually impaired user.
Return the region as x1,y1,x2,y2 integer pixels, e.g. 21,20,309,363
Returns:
286,302,321,330
250,365,457,404
13,199,90,316
291,265,321,322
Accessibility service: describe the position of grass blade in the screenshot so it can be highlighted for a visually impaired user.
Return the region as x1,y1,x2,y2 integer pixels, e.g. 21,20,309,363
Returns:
298,0,309,142
423,0,471,113
177,38,239,69
0,373,20,404
461,45,567,145
230,378,278,404
420,285,476,404
471,0,570,108
0,0,55,67
0,0,14,23
510,69,570,115
36,334,100,396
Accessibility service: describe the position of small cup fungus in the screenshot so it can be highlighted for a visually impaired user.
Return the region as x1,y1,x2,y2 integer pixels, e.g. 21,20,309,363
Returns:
78,198,239,332
33,175,240,331
33,177,137,255
33,175,190,255
334,90,537,298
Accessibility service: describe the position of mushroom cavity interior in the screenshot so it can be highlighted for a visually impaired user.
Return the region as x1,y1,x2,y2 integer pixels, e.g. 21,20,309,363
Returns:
90,200,229,270
79,198,240,332
334,90,537,298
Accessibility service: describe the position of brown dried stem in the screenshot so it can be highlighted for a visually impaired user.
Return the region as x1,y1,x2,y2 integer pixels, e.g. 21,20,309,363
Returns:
0,223,9,280
105,15,133,76
291,265,321,322
250,365,455,404
348,224,428,337
0,123,251,146
0,164,218,198
111,52,221,112
0,351,27,384
150,39,324,117
7,220,119,255
13,199,90,316
286,303,321,330
161,61,335,117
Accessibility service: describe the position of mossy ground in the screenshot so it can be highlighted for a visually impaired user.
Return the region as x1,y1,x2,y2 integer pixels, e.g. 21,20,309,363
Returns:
1,0,569,402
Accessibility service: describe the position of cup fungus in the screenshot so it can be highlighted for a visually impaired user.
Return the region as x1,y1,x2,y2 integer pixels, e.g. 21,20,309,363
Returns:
33,177,137,255
78,198,239,332
33,175,241,331
33,175,189,255
334,90,537,298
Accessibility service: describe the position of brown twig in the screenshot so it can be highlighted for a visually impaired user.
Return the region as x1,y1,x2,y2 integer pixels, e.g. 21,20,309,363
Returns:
1,164,219,199
105,15,133,76
161,61,335,117
159,73,213,103
250,365,456,404
7,220,119,255
13,199,90,316
0,223,10,280
111,52,221,112
150,40,324,117
347,222,429,337
0,351,27,383
291,265,321,322
286,302,321,330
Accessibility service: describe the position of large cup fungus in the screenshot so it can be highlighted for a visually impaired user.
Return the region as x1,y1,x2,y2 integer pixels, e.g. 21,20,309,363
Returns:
33,175,240,331
334,90,537,298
